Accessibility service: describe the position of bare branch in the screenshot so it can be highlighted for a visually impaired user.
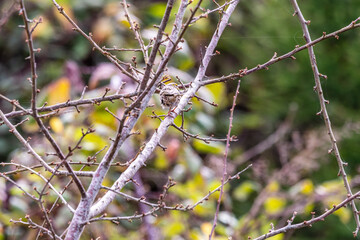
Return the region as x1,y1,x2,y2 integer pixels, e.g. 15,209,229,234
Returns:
253,191,360,240
201,17,360,86
11,216,62,240
1,162,75,213
4,91,137,119
50,0,138,83
121,0,148,63
138,0,176,91
291,0,360,235
209,79,241,239
89,0,240,219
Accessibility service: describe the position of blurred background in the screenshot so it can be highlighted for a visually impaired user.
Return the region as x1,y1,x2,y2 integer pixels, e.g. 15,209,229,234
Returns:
1,0,360,239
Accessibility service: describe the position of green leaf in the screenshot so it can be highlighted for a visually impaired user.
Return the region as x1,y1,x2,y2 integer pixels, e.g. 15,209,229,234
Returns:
192,139,225,154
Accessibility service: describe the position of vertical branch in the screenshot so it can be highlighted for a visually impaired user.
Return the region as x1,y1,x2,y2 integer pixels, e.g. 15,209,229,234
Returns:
209,80,241,239
291,0,360,236
20,0,86,199
87,0,190,219
122,0,148,63
138,0,176,91
89,0,240,219
19,0,37,111
64,1,182,239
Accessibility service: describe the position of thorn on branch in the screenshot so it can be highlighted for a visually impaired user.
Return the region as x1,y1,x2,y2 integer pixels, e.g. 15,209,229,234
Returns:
103,87,111,98
158,142,167,151
270,222,275,232
319,73,328,79
80,86,88,100
238,68,248,77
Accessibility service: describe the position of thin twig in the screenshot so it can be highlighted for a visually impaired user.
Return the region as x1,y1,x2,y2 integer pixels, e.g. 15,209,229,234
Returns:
253,190,360,240
209,80,241,239
0,162,75,213
122,0,148,63
89,0,240,220
0,172,39,201
201,17,360,86
87,0,191,220
64,1,184,239
99,164,252,213
291,0,360,236
102,47,142,52
11,216,62,240
20,0,87,199
190,0,235,24
5,91,138,119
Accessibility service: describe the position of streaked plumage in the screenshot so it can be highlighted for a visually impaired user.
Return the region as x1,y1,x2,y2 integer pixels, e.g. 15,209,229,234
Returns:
159,83,182,109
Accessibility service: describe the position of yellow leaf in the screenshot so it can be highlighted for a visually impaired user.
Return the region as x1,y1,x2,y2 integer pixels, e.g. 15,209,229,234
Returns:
22,117,39,133
49,117,64,133
154,148,169,170
201,222,213,238
300,179,314,195
189,230,202,240
89,104,118,128
334,207,351,223
269,233,284,240
92,18,114,43
208,179,224,200
119,19,131,29
31,17,55,39
205,82,227,109
147,3,167,19
102,178,113,188
164,221,185,237
76,132,107,152
53,3,75,31
267,181,280,192
233,180,258,201
193,139,225,154
47,77,70,105
193,202,213,217
264,196,286,214
304,203,314,214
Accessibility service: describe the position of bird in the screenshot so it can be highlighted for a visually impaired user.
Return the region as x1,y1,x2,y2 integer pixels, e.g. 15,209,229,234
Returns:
159,82,182,110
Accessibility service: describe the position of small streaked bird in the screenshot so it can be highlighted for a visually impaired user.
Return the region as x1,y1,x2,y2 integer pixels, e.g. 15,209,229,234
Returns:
159,82,182,110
